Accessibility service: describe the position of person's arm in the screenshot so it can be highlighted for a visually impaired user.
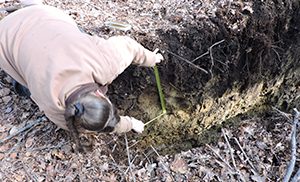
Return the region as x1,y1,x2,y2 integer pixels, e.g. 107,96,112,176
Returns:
106,36,162,67
91,35,163,85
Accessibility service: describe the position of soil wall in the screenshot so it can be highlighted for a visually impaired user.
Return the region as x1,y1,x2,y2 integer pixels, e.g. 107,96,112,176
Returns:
110,0,300,154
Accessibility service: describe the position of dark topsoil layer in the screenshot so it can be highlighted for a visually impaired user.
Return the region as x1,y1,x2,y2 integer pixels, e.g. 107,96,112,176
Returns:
113,0,300,107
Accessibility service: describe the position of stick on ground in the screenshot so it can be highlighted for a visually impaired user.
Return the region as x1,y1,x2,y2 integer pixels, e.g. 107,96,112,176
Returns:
291,167,300,182
144,112,166,126
283,108,299,182
124,133,136,182
0,117,45,144
164,49,209,74
222,129,247,182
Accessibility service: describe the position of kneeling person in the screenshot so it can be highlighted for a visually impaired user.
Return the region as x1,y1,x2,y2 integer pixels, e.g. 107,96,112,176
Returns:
0,2,163,151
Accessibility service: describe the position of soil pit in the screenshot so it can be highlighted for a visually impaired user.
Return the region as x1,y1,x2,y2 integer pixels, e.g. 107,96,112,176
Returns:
108,0,300,156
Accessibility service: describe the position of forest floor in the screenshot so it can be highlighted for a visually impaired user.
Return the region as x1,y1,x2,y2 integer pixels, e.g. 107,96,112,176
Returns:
0,0,300,181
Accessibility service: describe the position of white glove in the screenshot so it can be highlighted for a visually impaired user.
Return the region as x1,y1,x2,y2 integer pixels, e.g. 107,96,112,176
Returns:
130,117,145,133
153,48,164,64
113,116,144,134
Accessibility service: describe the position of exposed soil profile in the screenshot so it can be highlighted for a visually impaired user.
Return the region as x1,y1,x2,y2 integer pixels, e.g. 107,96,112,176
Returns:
109,0,300,154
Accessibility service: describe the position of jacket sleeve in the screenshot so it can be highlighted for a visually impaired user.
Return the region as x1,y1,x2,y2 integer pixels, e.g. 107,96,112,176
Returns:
111,116,133,134
91,35,157,85
106,36,157,67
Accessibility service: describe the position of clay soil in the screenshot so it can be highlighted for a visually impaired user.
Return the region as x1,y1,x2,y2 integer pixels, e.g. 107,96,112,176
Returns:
0,0,300,181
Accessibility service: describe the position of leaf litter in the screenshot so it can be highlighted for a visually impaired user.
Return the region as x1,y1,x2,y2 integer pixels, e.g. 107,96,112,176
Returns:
0,0,299,181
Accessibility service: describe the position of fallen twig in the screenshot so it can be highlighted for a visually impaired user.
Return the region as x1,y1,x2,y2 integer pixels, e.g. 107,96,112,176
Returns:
109,154,126,182
191,39,225,64
150,145,175,181
233,137,259,175
164,49,209,74
124,155,138,175
283,108,299,182
5,129,28,158
222,129,237,169
124,133,136,182
206,144,234,173
22,161,36,181
222,129,247,182
128,140,140,149
0,116,45,144
272,106,292,122
144,112,166,126
191,51,209,63
233,134,263,179
141,151,151,164
291,168,300,182
208,39,225,77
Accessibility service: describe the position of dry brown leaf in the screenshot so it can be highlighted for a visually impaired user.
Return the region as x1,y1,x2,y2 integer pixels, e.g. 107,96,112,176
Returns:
0,88,10,97
46,164,56,177
1,96,9,105
170,156,188,174
9,152,17,159
25,137,34,148
0,153,4,160
51,149,65,160
101,173,117,182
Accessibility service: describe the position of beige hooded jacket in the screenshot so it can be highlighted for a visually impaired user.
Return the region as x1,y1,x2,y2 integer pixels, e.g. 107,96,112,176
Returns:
0,5,157,131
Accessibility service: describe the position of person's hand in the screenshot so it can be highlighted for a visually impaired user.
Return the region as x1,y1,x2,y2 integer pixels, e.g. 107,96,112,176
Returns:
130,117,145,133
113,116,144,134
153,48,164,64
